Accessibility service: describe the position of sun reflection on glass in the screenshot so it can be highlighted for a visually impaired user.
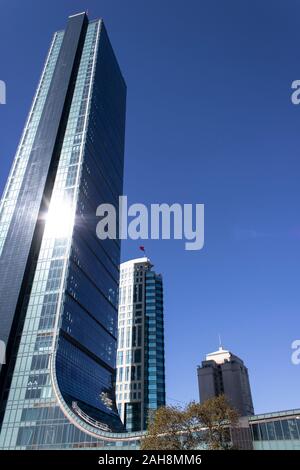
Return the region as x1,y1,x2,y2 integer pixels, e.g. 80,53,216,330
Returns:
45,197,75,238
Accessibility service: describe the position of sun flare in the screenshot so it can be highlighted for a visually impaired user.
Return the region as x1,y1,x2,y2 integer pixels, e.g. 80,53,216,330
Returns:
45,197,75,238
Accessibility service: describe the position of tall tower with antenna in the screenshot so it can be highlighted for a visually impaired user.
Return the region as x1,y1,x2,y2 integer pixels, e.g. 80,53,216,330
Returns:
197,346,254,416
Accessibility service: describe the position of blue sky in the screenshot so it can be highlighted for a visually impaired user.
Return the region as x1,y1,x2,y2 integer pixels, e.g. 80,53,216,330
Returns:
0,0,300,414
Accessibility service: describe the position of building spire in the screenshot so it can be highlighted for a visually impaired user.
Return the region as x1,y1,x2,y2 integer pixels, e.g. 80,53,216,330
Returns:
218,333,223,350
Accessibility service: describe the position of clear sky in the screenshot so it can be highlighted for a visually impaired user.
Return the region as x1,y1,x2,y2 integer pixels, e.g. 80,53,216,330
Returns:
0,0,299,414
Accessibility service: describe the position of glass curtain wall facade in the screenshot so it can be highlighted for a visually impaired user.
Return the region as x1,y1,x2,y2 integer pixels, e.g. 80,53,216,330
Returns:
249,409,300,450
144,268,165,429
0,13,142,449
116,258,166,432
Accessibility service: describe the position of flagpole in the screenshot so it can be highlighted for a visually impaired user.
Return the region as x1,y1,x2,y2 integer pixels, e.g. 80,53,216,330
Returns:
139,245,146,258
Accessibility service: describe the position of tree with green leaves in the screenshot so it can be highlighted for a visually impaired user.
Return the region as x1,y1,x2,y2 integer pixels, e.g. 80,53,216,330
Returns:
141,395,239,450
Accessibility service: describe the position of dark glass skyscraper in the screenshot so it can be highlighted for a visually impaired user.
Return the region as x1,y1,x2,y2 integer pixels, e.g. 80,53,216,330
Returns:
0,13,140,449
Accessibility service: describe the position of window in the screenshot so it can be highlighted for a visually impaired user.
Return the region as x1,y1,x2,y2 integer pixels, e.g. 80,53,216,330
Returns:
281,420,291,440
296,418,300,437
134,349,141,363
118,368,123,382
25,374,48,399
16,427,34,446
125,350,132,364
118,328,124,349
21,408,41,422
274,420,283,440
266,421,276,440
30,354,49,371
288,419,299,440
126,329,131,348
259,423,268,441
251,424,260,441
117,351,123,366
34,334,52,352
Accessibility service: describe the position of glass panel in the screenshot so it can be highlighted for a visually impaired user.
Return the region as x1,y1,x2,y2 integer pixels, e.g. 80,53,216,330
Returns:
266,421,276,440
296,418,300,437
281,420,291,440
288,419,299,440
259,422,268,440
274,420,284,440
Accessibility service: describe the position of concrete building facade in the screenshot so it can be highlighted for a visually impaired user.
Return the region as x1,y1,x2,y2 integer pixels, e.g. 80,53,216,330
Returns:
197,347,254,416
